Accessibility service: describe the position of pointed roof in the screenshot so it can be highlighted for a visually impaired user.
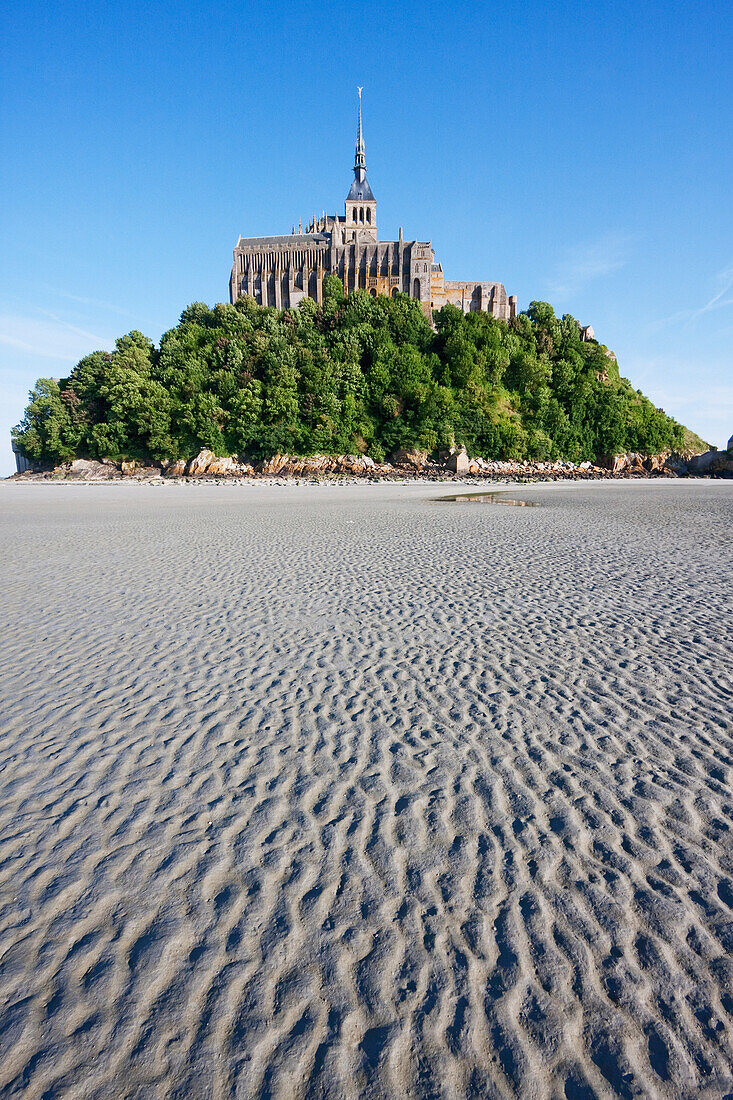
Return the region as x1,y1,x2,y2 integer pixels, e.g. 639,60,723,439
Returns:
347,176,375,201
347,87,375,202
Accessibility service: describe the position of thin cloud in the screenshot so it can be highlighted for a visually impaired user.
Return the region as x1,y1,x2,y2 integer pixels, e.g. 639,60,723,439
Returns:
33,308,111,346
648,264,733,330
37,285,151,323
683,265,733,326
547,231,634,299
0,315,113,363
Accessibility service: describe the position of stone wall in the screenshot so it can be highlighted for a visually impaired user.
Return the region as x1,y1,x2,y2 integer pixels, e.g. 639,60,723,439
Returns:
429,270,516,320
231,222,515,321
231,234,436,312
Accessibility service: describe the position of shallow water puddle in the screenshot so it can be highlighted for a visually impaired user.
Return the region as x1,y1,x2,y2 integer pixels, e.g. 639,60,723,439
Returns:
431,491,539,506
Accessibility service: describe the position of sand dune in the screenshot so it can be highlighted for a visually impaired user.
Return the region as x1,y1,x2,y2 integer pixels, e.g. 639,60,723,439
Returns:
0,480,732,1099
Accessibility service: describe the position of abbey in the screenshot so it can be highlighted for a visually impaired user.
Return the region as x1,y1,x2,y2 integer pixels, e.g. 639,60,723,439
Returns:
230,92,517,322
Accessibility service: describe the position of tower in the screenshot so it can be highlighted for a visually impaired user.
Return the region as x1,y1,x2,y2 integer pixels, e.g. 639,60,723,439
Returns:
345,87,377,241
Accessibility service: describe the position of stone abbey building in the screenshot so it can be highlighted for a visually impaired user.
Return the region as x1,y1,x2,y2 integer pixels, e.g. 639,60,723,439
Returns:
230,92,516,322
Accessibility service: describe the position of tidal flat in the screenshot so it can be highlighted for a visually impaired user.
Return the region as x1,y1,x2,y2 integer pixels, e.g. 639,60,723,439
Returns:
1,480,732,1099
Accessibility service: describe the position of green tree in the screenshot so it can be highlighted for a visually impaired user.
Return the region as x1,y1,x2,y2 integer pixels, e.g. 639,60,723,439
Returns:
12,291,687,468
12,379,82,463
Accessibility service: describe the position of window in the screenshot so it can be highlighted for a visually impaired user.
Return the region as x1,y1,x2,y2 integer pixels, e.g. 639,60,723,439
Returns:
366,208,371,224
359,207,364,222
391,287,399,298
413,278,421,301
352,208,357,223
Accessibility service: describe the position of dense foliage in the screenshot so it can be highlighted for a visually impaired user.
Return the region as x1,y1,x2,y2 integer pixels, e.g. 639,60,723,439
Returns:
13,281,684,465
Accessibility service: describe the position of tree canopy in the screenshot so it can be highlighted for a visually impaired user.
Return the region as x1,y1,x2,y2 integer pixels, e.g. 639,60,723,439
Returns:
13,284,684,466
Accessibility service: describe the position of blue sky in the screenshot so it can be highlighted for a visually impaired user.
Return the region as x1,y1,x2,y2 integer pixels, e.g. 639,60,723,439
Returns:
2,0,731,474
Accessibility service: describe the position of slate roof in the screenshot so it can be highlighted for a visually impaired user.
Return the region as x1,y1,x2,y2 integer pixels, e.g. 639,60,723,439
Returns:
346,176,375,202
236,234,329,248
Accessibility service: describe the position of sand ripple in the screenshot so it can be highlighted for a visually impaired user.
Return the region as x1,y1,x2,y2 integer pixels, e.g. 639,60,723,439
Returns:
0,481,732,1098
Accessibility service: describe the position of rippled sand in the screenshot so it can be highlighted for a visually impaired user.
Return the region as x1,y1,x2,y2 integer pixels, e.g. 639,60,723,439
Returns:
1,481,732,1099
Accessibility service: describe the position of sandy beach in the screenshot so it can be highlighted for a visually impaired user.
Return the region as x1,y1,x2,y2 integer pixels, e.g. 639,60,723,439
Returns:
1,480,731,1099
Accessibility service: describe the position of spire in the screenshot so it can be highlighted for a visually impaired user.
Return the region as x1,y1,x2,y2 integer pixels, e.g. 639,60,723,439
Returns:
354,86,366,181
346,86,376,206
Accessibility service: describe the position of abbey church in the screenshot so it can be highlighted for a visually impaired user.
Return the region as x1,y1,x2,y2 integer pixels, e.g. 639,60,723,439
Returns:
230,92,517,322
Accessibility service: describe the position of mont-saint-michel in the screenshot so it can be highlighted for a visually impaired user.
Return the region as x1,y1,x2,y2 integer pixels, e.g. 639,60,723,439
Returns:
2,36,733,1100
9,95,723,481
230,90,517,322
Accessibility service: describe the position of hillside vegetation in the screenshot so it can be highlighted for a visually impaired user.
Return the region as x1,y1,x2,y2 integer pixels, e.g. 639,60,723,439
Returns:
13,279,685,466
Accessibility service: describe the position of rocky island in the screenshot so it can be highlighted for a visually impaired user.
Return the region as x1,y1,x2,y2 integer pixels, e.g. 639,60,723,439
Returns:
13,287,726,486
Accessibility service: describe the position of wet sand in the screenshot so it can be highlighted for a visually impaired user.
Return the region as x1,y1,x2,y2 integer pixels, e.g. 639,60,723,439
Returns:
1,480,732,1099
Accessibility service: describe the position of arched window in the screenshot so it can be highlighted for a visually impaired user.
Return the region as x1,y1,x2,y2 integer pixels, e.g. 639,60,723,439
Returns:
424,263,428,272
413,278,421,301
391,287,399,298
352,208,357,223
369,287,377,297
366,208,371,224
360,207,364,222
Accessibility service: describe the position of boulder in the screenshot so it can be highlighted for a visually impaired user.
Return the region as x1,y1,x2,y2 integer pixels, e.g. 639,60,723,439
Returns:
287,455,330,475
257,453,289,475
164,459,187,477
181,450,254,477
303,455,334,474
206,456,241,476
625,452,645,474
707,454,733,475
253,454,378,477
664,454,688,475
688,449,719,475
600,454,629,475
643,454,667,473
186,449,217,476
675,448,733,476
67,458,119,480
334,454,376,475
390,448,428,469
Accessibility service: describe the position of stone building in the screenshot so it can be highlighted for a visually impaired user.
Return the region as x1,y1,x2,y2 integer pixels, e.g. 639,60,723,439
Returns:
230,92,516,322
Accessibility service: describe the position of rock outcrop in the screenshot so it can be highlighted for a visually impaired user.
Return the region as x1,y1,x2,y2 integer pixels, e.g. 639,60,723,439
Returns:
185,450,217,476
256,454,382,477
178,451,254,477
162,459,187,476
390,449,428,469
14,439,733,483
687,449,733,476
599,452,680,477
66,459,120,480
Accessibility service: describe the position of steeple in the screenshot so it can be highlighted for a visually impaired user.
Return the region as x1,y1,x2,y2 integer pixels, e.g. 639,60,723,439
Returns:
345,87,377,239
354,86,366,181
